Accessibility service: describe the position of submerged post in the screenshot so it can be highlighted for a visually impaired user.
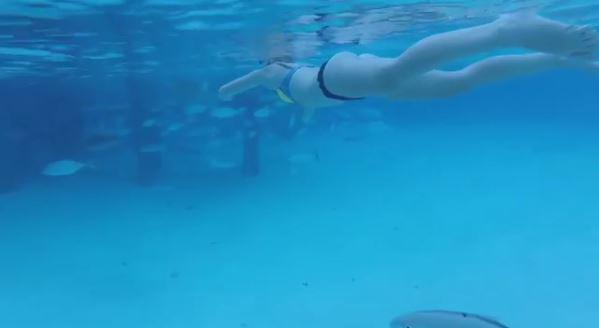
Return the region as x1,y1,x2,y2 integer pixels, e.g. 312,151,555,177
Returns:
136,124,162,186
0,136,20,193
241,112,260,177
127,78,163,187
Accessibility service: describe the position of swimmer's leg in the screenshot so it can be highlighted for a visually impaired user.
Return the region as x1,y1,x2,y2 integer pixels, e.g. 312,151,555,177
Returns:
401,53,598,99
384,12,598,83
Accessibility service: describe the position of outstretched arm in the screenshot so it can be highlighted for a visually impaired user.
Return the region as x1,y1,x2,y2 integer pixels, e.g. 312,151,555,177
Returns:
218,64,289,101
218,69,266,101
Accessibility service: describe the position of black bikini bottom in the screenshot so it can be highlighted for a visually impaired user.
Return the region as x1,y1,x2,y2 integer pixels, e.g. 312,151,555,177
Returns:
317,58,365,101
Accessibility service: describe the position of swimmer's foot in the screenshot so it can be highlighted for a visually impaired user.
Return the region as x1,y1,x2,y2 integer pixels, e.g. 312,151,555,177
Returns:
497,12,599,59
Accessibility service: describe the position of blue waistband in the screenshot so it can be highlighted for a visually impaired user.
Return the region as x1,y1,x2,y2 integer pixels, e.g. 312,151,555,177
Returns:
278,65,303,102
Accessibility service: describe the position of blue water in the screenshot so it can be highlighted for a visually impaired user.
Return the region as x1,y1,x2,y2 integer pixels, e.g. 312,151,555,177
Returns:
1,1,599,328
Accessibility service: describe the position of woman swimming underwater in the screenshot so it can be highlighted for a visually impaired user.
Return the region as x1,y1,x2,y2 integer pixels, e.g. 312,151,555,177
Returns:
218,12,599,121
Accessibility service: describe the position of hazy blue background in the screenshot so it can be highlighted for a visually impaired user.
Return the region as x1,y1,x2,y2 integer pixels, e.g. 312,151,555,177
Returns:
1,1,598,328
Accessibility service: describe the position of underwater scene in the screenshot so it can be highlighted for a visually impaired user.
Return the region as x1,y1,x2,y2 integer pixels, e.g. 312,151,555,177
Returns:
1,0,599,327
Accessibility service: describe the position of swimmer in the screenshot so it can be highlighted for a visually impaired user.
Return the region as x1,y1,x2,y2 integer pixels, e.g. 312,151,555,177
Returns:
218,12,599,121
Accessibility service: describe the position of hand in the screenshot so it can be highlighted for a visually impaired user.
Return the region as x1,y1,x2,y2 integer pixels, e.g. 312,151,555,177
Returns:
218,86,232,101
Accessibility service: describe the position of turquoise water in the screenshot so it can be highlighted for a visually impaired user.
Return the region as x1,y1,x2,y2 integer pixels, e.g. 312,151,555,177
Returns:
1,1,599,328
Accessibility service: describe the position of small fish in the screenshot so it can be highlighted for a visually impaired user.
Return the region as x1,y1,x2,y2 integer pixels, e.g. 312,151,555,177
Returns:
139,144,164,153
114,128,132,138
187,126,217,138
42,160,87,176
329,123,337,133
166,122,184,133
343,135,366,143
288,115,297,129
253,107,271,119
210,107,241,119
85,132,122,151
186,105,207,115
390,310,509,328
2,126,27,142
368,121,391,134
208,158,238,169
142,119,157,127
287,151,320,164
